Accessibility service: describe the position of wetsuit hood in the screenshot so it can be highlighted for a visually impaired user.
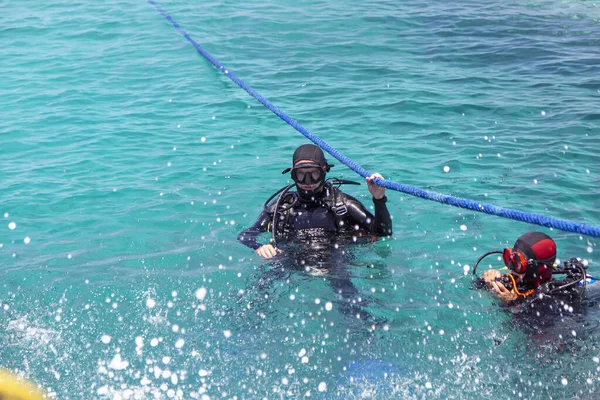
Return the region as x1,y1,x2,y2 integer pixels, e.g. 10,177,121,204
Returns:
289,144,333,201
293,144,330,168
514,232,556,287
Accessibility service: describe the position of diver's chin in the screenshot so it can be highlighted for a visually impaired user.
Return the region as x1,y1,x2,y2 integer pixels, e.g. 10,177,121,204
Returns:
296,182,324,201
297,183,319,191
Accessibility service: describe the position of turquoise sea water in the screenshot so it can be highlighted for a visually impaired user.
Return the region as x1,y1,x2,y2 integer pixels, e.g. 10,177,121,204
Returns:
2,0,600,398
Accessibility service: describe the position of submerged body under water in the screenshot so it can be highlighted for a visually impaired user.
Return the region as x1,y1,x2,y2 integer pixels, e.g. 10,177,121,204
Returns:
243,229,390,324
472,272,600,359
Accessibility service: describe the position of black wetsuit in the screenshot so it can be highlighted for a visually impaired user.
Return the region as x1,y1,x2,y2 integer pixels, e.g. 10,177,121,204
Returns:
237,182,392,257
496,275,594,348
238,182,392,322
507,286,584,331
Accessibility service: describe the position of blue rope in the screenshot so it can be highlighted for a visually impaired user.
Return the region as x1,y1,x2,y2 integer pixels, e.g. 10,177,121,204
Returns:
148,0,600,239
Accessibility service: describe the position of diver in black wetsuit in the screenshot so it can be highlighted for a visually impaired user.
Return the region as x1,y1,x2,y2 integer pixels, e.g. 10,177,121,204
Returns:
237,144,393,323
237,144,393,264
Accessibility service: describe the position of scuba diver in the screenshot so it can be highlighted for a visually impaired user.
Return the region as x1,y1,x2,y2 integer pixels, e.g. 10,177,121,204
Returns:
472,231,599,336
476,231,556,302
237,144,392,323
237,144,393,262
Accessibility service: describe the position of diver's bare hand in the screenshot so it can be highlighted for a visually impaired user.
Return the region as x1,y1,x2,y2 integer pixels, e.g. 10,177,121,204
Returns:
483,270,501,286
367,173,386,200
491,281,518,302
256,244,280,259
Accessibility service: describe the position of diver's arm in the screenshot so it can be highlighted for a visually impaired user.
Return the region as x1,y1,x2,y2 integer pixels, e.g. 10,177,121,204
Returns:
344,194,392,236
237,210,272,250
366,172,392,236
372,195,392,236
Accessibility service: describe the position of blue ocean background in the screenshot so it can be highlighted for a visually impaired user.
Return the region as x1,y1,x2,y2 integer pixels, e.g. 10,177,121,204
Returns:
2,0,600,398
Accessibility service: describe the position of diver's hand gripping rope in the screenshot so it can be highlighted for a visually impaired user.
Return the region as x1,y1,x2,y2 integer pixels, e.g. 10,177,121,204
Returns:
148,1,600,238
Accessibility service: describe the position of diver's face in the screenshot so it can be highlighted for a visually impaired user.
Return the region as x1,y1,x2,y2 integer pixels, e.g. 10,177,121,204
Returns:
293,160,324,191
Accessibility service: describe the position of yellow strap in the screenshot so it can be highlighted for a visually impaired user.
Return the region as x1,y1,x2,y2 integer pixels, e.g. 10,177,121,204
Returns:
507,274,535,297
0,369,46,400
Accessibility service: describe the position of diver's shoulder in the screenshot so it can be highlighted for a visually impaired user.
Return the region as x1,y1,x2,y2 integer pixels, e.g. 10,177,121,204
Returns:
328,186,359,202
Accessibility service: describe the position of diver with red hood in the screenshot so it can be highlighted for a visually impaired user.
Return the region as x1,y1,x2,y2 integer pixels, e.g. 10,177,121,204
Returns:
473,232,596,302
472,232,599,337
237,144,393,261
470,232,600,355
481,232,557,302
